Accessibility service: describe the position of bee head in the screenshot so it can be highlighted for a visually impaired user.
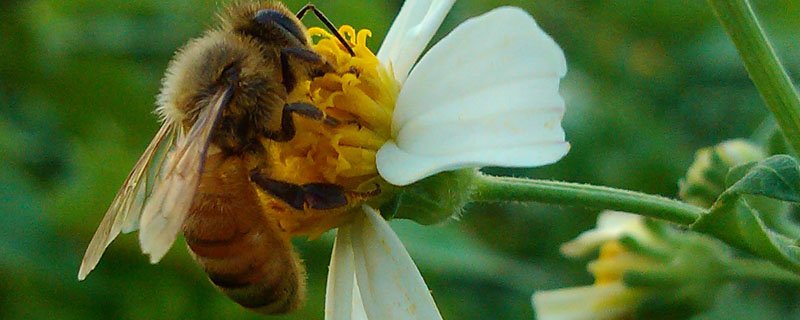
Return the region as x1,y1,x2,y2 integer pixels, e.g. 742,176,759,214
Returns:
222,1,309,49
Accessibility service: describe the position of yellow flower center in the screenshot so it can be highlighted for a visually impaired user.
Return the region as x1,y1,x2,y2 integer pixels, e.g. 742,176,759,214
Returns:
589,240,656,285
257,26,398,237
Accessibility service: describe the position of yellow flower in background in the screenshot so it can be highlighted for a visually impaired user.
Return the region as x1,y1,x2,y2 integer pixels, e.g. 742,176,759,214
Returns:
533,212,656,320
560,210,656,257
533,210,733,320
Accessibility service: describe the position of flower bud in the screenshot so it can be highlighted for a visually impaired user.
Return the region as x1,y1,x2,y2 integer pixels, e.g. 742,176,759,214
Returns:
679,139,766,208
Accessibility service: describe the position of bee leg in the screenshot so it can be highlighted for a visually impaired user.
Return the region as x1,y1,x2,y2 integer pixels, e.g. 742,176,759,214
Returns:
281,47,334,92
249,172,307,210
304,183,381,209
264,102,342,142
299,183,349,210
249,170,348,210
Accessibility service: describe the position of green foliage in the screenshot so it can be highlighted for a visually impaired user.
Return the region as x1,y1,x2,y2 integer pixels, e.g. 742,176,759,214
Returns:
608,219,730,319
692,155,800,273
626,231,731,320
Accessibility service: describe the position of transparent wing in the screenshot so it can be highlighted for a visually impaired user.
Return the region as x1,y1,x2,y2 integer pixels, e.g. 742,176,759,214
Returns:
78,85,233,280
78,121,178,280
138,86,233,264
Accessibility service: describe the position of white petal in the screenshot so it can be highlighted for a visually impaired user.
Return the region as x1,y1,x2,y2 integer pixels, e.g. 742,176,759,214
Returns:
377,7,568,186
376,0,455,84
378,140,568,186
392,6,567,133
396,95,565,155
350,205,442,320
595,211,644,229
532,283,640,320
559,230,619,258
351,278,370,320
559,211,646,257
325,226,355,320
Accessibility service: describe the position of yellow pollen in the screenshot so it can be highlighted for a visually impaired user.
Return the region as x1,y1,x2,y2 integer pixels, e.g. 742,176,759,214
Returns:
257,26,398,237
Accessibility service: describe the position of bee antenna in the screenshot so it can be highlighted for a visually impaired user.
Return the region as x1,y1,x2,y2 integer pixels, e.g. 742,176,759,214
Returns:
296,4,355,57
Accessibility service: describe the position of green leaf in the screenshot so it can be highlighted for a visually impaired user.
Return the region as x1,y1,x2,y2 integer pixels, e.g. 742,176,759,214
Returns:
692,155,800,273
724,162,757,187
725,156,800,201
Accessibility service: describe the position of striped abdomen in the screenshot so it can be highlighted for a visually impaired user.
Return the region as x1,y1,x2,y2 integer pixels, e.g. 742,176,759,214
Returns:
182,156,306,314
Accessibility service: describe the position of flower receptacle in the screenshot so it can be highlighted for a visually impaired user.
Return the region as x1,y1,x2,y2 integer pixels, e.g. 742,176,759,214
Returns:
373,168,478,225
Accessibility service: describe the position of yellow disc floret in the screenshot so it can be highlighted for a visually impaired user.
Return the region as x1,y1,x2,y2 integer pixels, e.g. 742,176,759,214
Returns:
258,26,398,236
588,241,658,285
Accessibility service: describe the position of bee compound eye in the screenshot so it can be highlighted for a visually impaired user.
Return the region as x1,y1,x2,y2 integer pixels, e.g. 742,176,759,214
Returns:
254,9,307,45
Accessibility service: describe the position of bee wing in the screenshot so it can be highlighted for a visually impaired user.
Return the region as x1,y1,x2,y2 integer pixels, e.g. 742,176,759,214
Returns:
138,85,234,264
78,85,234,280
78,121,178,280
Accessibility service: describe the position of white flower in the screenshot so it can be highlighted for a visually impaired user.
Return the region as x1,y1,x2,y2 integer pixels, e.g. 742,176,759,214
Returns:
375,1,569,186
326,1,569,319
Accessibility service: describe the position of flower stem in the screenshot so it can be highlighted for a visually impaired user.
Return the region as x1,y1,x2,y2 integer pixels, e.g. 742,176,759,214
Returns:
470,174,704,226
724,258,800,285
708,0,800,154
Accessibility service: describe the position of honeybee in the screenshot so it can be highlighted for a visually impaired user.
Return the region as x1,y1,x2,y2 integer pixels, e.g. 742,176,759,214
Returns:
78,1,374,314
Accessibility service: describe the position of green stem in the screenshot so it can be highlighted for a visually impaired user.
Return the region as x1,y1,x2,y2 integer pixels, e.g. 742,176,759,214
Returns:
725,258,800,285
470,174,705,226
708,0,800,154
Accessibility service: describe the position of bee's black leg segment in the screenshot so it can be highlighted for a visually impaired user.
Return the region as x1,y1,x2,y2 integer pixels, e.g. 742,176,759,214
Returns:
283,46,326,64
300,183,348,210
284,102,341,126
280,46,333,92
264,102,340,142
249,170,306,210
295,4,355,56
249,169,349,210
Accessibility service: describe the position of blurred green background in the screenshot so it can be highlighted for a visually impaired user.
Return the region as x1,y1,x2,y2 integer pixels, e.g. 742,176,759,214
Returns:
2,0,800,319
